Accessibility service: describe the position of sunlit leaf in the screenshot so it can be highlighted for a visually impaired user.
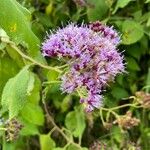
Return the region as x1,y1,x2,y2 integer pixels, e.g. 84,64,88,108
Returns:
40,134,56,150
87,0,109,21
1,65,33,118
65,106,86,138
21,102,44,126
0,0,44,62
122,20,144,44
20,119,39,135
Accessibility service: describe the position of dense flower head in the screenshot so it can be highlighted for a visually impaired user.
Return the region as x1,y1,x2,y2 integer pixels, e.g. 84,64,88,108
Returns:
42,21,125,112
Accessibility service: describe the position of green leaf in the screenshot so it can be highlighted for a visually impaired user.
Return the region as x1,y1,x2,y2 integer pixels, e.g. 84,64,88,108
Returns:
87,0,109,21
27,76,41,105
20,119,39,135
67,145,78,150
126,57,140,71
0,56,19,98
145,68,150,93
40,134,56,150
111,126,123,143
113,0,132,14
65,106,86,138
1,65,32,118
61,95,71,112
6,45,24,68
47,70,60,81
27,73,35,95
67,145,88,150
111,86,129,99
126,44,142,60
145,0,150,3
14,0,31,21
53,148,65,150
21,103,44,126
35,12,53,27
3,141,16,150
122,20,144,45
0,0,44,62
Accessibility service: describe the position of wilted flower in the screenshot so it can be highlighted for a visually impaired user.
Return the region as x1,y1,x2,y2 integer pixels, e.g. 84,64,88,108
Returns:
5,118,23,141
103,122,112,130
113,111,140,129
135,91,150,108
89,140,111,150
42,22,125,111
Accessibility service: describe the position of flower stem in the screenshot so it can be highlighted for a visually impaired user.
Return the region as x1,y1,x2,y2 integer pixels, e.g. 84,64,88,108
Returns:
6,40,62,73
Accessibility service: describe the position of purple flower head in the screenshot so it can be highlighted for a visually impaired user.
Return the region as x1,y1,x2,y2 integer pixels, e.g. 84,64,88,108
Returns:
89,21,121,45
42,22,125,112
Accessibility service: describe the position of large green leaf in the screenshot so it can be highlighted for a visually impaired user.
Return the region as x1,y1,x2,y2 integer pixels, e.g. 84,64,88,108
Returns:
65,106,86,138
0,0,44,62
1,65,34,118
21,102,44,126
0,56,19,98
20,119,39,135
122,20,144,45
40,134,56,150
87,0,109,21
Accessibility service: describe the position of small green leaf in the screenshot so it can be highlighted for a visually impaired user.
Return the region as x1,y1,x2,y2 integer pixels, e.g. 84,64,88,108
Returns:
27,73,35,95
1,65,32,118
40,134,56,150
27,76,41,105
113,0,132,14
111,86,129,99
111,126,123,143
61,95,71,112
47,70,60,81
87,0,109,21
126,57,140,71
122,20,144,45
65,106,86,138
21,102,44,126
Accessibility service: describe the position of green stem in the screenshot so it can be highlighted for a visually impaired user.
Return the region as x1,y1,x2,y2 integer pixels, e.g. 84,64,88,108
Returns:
100,109,105,125
5,40,62,73
0,127,7,131
43,101,82,149
110,103,140,111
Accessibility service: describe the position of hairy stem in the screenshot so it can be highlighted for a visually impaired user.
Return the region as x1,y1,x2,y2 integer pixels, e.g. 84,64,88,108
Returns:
3,40,62,73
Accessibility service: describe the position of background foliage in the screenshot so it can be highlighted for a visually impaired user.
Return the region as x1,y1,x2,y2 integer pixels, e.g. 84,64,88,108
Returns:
0,0,150,149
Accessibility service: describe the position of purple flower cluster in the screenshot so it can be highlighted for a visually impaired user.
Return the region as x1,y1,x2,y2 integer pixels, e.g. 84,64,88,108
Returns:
42,21,125,112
